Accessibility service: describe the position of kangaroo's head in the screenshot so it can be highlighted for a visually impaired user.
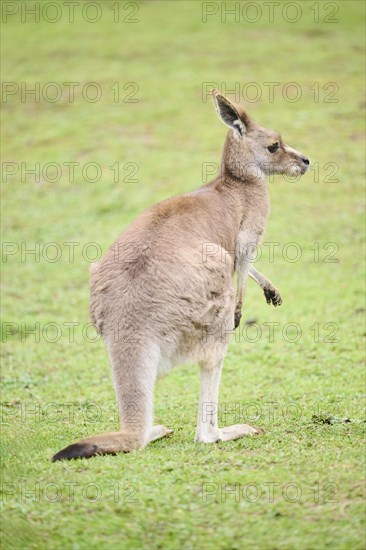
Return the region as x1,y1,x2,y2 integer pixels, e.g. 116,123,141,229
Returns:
212,91,310,181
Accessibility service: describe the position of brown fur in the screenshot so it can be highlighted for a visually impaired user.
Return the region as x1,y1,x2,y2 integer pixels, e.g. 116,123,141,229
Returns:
52,92,309,460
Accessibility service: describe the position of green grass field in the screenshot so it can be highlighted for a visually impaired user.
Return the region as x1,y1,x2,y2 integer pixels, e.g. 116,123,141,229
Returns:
1,1,365,548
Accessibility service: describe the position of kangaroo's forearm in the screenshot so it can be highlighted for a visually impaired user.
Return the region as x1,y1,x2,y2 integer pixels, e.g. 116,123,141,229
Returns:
233,235,259,328
234,265,265,314
249,265,273,289
234,265,282,330
233,256,252,328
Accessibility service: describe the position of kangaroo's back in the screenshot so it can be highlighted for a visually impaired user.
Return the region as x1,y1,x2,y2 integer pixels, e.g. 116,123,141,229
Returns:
90,184,238,351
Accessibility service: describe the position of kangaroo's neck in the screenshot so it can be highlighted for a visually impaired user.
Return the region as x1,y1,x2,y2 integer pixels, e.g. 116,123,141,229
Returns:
215,134,270,236
215,168,270,238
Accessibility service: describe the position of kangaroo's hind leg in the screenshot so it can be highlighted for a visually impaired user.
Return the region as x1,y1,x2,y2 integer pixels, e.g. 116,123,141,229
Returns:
52,340,170,461
111,341,173,446
110,340,159,451
195,355,224,443
195,351,262,445
148,425,174,443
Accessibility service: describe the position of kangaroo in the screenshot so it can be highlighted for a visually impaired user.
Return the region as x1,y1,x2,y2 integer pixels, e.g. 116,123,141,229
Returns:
52,91,309,461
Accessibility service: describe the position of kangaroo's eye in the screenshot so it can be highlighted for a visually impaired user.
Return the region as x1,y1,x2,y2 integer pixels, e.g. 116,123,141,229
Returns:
267,142,279,153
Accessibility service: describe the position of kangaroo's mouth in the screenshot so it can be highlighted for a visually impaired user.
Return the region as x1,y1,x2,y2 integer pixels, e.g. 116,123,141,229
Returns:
288,161,309,176
288,164,304,176
299,164,309,175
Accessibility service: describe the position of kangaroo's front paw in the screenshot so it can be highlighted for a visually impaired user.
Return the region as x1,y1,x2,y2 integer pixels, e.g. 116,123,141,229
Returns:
234,309,242,329
263,286,282,307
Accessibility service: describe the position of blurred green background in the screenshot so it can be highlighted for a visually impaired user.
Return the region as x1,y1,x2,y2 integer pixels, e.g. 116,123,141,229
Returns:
1,1,365,549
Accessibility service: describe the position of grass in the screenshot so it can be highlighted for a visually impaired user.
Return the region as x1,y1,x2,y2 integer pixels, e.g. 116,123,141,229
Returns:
1,1,365,548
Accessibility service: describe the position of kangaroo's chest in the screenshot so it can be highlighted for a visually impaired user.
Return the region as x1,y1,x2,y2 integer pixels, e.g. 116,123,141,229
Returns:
236,192,269,263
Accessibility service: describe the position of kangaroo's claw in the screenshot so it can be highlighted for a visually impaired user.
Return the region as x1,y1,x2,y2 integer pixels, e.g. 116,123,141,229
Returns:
234,309,242,329
264,287,282,307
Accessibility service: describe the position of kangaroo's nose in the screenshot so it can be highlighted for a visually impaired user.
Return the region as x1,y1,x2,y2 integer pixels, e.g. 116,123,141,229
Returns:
302,157,310,165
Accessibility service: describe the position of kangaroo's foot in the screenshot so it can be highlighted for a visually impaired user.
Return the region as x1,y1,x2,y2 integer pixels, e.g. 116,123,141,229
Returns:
52,430,145,462
219,424,263,441
195,430,221,444
196,423,263,444
148,425,174,443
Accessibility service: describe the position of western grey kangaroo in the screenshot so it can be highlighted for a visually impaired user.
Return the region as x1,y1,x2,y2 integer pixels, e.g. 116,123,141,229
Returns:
52,91,309,461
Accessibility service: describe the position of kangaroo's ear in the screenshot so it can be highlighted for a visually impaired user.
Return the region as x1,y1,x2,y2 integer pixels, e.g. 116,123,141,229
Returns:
212,91,247,136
